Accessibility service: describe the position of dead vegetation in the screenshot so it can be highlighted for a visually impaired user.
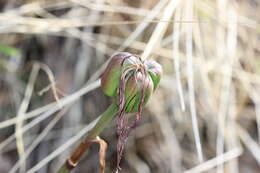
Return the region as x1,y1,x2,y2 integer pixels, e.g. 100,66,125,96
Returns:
0,0,259,172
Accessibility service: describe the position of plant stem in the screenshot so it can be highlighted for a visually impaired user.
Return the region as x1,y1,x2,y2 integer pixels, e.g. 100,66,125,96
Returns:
57,102,118,173
57,166,69,173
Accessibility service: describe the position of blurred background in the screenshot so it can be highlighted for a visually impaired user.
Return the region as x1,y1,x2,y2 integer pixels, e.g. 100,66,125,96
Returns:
0,0,260,172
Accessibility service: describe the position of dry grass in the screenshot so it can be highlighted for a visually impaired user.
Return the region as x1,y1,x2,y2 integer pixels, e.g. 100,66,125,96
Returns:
0,0,259,172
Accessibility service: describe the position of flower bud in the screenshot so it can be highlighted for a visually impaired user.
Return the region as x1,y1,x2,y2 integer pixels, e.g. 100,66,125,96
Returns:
101,52,162,113
101,52,162,171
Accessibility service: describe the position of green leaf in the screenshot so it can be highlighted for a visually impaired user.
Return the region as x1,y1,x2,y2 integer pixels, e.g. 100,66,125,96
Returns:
0,45,20,56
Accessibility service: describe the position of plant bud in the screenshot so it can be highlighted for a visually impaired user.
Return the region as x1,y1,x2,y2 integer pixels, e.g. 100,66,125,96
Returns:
101,52,162,113
101,53,162,171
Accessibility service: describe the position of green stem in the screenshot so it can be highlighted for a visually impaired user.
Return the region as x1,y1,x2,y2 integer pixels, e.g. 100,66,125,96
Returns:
87,102,118,140
57,166,69,173
57,102,118,173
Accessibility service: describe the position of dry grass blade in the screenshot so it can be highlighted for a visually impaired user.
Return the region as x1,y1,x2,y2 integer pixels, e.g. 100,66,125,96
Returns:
0,103,70,153
27,117,101,173
0,79,100,129
172,5,185,111
0,80,100,155
70,0,151,17
184,147,243,173
117,0,168,51
10,107,70,173
37,63,61,105
237,125,260,165
216,7,237,173
15,63,40,172
5,1,72,15
141,0,180,60
185,0,203,163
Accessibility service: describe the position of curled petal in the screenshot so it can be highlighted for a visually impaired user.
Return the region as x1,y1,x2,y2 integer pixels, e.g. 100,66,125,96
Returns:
124,71,153,113
145,60,163,89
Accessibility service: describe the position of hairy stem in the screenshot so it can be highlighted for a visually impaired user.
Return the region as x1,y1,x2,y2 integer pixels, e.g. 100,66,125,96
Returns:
57,102,118,173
